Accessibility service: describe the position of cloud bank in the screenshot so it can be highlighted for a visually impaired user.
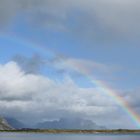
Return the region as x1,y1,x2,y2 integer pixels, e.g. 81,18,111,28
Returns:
0,60,138,128
0,61,123,127
0,0,140,41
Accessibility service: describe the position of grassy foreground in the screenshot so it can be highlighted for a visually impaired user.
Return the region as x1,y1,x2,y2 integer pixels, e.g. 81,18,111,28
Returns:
0,129,140,134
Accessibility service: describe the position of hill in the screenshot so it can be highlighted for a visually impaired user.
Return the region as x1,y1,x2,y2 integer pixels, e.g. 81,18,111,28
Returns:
0,117,14,130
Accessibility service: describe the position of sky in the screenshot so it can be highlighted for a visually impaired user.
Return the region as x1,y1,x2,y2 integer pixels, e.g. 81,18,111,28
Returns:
0,0,140,129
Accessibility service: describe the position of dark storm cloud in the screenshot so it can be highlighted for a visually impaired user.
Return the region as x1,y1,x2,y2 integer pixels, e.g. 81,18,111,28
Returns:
12,54,44,74
122,90,140,108
1,0,140,42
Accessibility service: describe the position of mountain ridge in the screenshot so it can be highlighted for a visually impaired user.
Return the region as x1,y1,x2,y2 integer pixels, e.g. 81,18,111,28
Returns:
0,116,106,130
35,118,106,130
0,116,14,130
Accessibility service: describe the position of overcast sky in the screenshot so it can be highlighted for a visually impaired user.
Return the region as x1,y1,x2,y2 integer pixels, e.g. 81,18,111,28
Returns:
0,0,140,129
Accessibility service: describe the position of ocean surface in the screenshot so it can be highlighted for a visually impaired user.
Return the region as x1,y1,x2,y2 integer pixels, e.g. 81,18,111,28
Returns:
0,133,140,140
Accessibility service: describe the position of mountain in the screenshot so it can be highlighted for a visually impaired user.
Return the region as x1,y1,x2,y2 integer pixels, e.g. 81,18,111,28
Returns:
0,117,14,130
5,117,25,129
35,118,106,130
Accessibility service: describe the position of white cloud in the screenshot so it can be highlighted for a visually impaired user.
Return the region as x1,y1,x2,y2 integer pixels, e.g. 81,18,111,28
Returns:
0,61,120,126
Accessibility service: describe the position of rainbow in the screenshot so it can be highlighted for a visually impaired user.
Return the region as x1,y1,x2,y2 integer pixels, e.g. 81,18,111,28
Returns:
90,77,140,128
68,61,140,128
3,34,140,128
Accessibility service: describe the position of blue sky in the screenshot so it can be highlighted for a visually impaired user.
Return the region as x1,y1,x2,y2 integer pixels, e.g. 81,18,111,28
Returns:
0,0,140,129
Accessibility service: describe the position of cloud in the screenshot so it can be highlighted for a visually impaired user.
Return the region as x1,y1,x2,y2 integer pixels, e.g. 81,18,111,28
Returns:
49,56,120,82
0,61,53,101
1,0,140,42
12,54,45,74
122,90,140,109
0,61,124,127
12,53,118,80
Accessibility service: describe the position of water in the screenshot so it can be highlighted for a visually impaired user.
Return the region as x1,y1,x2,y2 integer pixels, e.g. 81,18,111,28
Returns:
0,133,139,140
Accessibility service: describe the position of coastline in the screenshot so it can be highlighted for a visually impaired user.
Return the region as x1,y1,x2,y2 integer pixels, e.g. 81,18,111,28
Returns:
0,129,140,134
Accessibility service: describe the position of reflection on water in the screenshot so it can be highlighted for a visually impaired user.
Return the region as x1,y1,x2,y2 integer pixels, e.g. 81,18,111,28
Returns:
0,133,139,140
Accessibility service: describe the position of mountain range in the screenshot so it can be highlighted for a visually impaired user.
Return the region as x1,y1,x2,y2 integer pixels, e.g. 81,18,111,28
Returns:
35,118,106,130
0,116,106,130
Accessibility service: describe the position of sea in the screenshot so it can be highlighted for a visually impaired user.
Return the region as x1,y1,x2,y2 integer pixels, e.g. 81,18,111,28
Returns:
0,133,140,140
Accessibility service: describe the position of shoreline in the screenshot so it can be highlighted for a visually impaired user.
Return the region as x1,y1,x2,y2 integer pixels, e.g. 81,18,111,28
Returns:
0,129,140,134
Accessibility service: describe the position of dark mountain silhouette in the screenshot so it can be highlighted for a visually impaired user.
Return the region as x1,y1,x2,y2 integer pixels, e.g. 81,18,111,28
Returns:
35,118,106,130
5,117,25,129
